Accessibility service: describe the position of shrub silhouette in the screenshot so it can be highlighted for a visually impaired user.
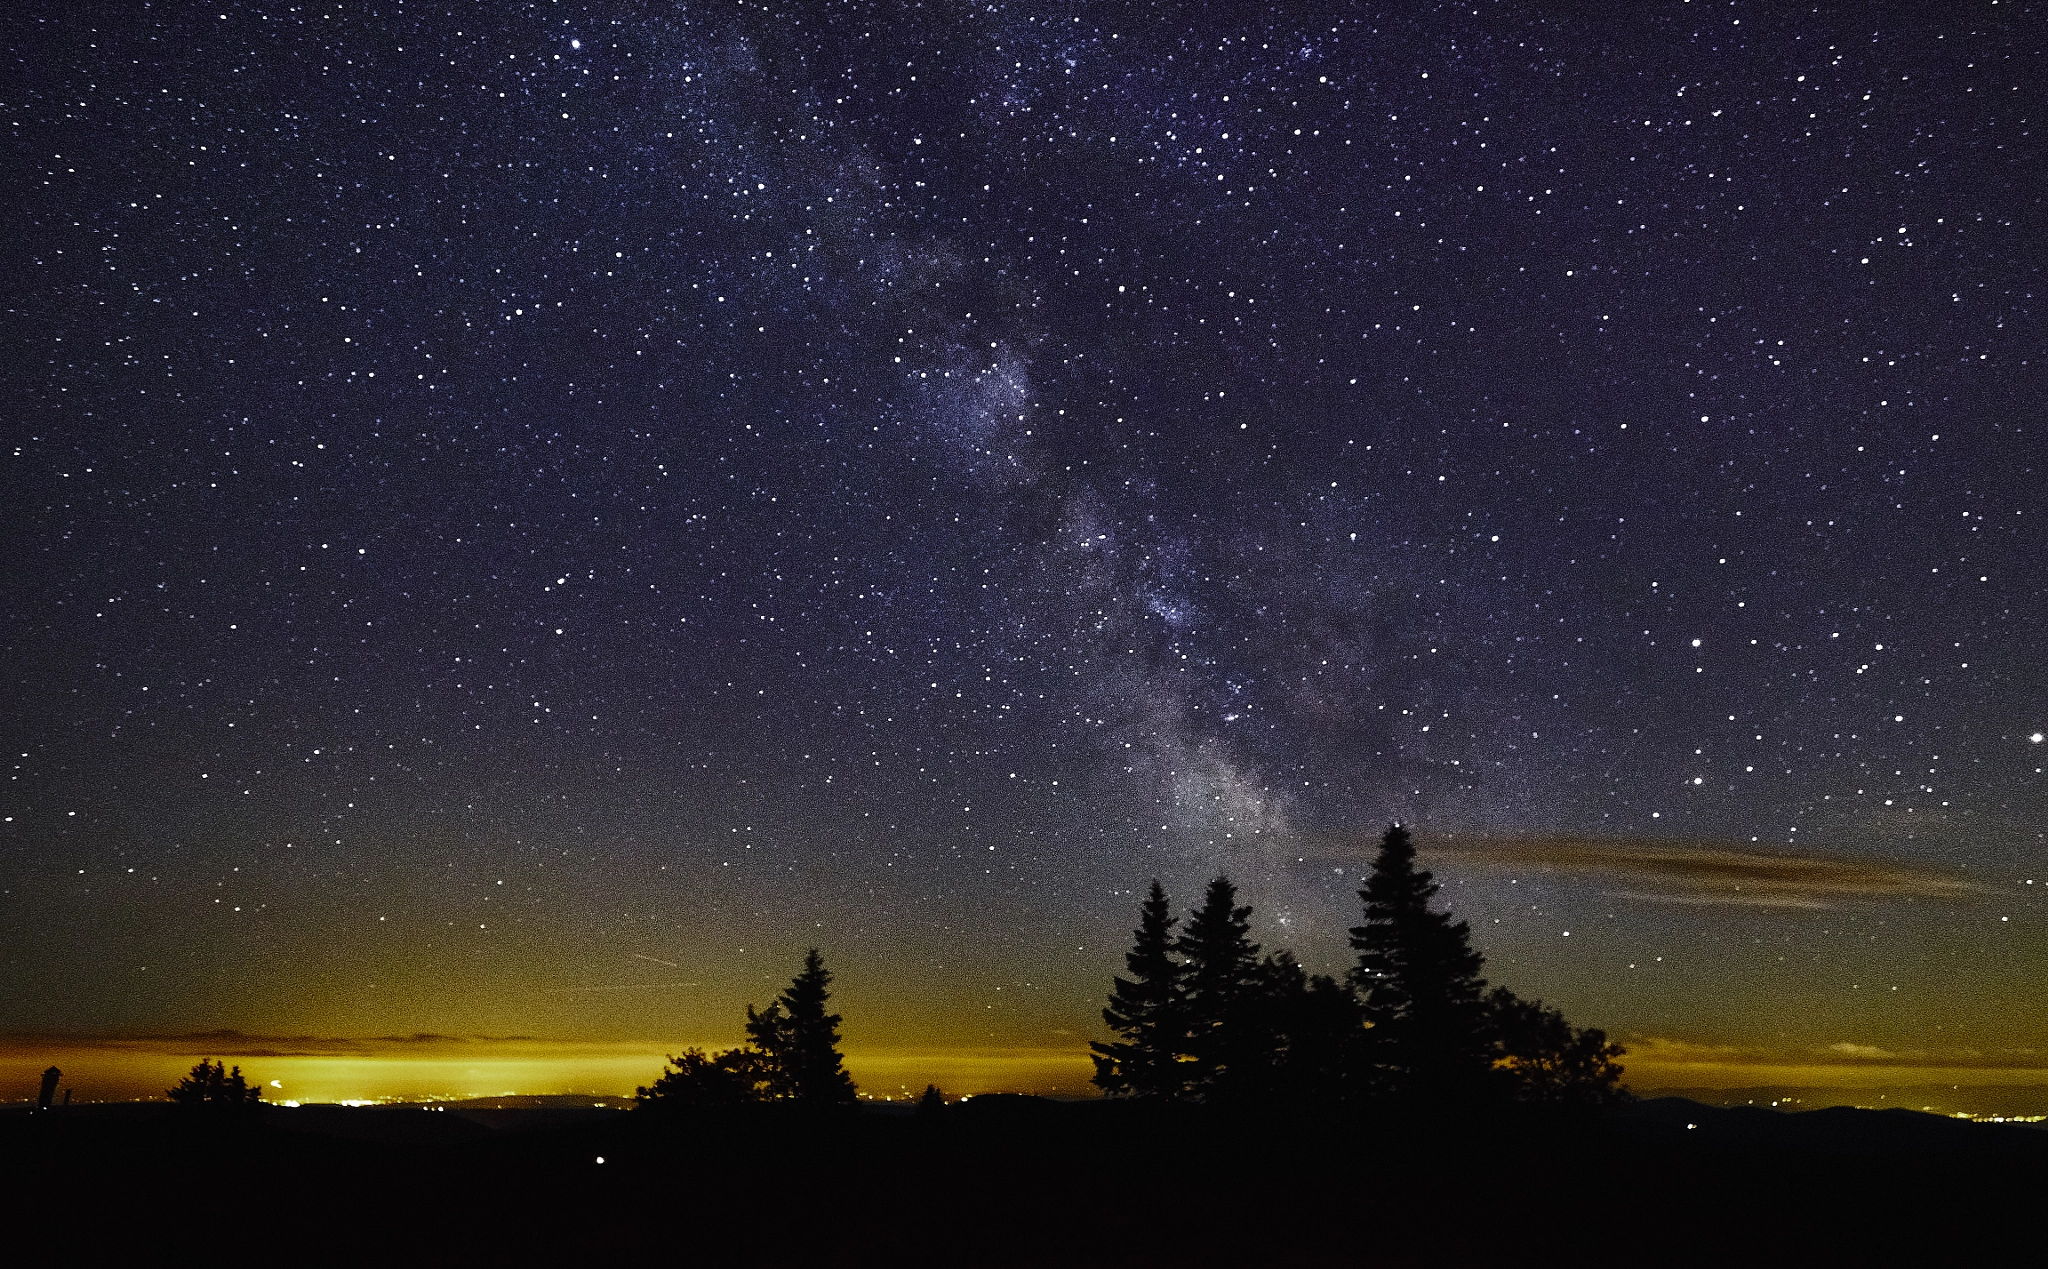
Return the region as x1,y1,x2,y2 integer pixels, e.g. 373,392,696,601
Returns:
1485,987,1628,1105
1223,950,1363,1103
636,1046,773,1109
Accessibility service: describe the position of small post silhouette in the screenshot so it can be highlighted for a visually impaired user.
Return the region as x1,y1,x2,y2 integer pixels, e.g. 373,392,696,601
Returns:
37,1066,61,1111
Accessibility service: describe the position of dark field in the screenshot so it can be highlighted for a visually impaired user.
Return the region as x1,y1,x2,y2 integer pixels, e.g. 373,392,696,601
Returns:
3,1096,2041,1264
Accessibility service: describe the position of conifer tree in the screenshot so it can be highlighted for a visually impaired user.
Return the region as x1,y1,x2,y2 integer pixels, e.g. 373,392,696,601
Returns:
745,948,858,1105
1349,824,1493,1099
1090,880,1189,1098
1176,875,1261,1093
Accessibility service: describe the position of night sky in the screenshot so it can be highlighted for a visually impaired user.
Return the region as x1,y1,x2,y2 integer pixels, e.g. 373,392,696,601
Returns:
5,2,2045,1092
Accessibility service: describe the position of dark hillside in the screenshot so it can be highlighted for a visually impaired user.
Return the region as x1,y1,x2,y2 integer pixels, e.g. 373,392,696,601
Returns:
3,1099,2041,1264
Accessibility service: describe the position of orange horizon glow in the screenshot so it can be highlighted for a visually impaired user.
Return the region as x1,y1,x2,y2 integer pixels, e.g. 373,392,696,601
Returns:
1,1038,1098,1105
11,1033,2048,1108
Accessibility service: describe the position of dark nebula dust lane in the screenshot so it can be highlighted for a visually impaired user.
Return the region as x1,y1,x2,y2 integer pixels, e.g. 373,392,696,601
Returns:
3,2,2044,1079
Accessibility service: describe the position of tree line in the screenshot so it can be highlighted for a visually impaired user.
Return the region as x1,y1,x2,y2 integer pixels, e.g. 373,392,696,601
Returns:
644,825,1620,1112
154,825,1616,1116
167,1058,264,1109
1090,824,1626,1106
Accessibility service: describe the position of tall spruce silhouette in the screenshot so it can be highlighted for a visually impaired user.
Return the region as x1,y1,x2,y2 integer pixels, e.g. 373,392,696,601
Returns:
745,948,858,1105
1090,880,1188,1098
1349,824,1494,1099
1176,875,1261,1093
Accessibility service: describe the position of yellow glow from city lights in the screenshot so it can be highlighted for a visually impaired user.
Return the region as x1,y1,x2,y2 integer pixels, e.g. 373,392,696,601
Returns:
2,1036,1094,1104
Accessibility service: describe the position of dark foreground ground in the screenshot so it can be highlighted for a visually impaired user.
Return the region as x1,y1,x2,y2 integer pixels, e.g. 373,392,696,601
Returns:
2,1095,2042,1265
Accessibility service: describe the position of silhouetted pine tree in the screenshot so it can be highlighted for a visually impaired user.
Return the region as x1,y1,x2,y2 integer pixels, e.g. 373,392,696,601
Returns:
745,948,858,1105
1349,824,1494,1100
1176,875,1262,1094
1484,987,1629,1105
1090,880,1189,1098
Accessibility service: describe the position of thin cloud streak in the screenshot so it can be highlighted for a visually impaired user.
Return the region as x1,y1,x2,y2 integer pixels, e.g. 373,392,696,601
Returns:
1399,833,1982,909
0,1031,586,1058
1625,1034,2048,1076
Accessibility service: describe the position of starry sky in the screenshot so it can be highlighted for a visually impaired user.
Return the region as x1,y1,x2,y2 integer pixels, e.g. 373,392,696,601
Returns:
4,1,2045,1093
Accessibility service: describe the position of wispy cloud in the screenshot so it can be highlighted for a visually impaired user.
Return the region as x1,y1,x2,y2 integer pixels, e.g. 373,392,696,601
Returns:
1625,1033,2048,1078
1345,833,1984,909
1828,1042,1897,1060
0,1031,585,1058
